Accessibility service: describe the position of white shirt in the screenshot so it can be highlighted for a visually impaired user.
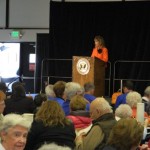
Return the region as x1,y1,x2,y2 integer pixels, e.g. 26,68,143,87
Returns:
0,143,5,150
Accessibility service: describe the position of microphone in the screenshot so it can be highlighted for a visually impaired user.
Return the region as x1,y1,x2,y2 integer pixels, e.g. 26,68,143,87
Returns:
98,49,102,54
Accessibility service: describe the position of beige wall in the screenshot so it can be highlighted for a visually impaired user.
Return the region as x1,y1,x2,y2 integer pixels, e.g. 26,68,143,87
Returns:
0,29,49,42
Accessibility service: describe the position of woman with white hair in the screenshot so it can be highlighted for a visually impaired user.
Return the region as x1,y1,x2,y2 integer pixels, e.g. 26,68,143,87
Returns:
115,104,132,121
45,84,56,100
142,86,150,115
38,143,71,150
0,114,31,150
126,91,148,118
63,82,90,116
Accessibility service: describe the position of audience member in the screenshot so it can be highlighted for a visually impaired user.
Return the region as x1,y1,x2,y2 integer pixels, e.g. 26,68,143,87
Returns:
65,82,83,100
142,86,150,104
67,95,92,135
111,89,122,105
84,82,96,103
33,93,47,114
64,82,90,115
115,104,132,120
45,84,56,100
0,114,31,150
142,86,150,115
75,97,116,150
0,91,6,122
115,80,134,109
38,143,71,150
4,85,35,115
24,101,76,150
53,81,66,104
126,91,148,118
102,118,144,150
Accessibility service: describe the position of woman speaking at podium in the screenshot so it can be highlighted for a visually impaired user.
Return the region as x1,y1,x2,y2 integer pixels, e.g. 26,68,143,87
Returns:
91,35,108,63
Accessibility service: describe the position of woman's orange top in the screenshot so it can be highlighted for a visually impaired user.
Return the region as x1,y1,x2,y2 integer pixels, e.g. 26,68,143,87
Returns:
91,47,108,62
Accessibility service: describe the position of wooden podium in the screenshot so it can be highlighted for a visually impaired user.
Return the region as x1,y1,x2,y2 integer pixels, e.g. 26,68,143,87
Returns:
72,56,105,97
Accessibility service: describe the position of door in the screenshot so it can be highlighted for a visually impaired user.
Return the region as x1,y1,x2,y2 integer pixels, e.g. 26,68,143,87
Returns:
20,42,36,93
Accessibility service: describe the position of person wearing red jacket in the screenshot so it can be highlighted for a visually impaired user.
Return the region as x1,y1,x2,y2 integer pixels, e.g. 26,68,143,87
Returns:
67,95,92,135
91,35,108,63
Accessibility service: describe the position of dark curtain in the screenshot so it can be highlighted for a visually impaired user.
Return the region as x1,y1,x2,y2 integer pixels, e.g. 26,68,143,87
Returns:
49,1,150,95
35,33,50,93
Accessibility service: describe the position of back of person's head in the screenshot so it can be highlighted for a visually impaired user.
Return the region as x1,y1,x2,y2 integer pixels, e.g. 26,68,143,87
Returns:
144,86,150,97
90,97,112,120
126,91,142,108
12,81,24,92
70,95,87,111
12,85,26,98
94,35,105,47
45,84,55,97
0,82,8,94
34,93,47,107
123,80,134,91
53,81,66,98
0,113,31,132
65,82,82,100
84,82,95,93
107,118,144,150
35,100,70,126
115,104,132,119
38,143,71,150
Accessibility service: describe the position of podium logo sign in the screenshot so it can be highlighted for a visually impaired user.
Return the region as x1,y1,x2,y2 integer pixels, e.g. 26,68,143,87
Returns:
76,58,90,75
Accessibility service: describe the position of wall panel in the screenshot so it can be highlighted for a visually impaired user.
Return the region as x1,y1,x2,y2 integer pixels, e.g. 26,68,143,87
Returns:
9,0,50,28
0,0,6,28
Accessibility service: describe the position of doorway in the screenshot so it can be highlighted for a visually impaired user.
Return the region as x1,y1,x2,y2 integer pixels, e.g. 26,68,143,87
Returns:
20,42,36,94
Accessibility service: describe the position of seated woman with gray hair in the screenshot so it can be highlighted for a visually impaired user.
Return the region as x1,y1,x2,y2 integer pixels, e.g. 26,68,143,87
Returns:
142,86,150,115
126,91,148,118
63,82,90,116
38,143,71,150
115,104,132,121
0,113,31,150
45,84,56,100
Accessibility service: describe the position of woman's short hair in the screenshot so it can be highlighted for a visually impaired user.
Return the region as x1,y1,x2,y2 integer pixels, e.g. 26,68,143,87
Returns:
65,82,82,100
107,118,144,150
38,143,71,150
144,86,150,96
70,95,87,111
45,84,55,97
94,35,105,47
115,104,132,119
0,114,31,132
53,81,66,97
35,100,70,127
126,91,142,108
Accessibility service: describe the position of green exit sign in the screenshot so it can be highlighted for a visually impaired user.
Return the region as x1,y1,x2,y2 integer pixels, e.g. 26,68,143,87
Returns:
11,31,20,39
